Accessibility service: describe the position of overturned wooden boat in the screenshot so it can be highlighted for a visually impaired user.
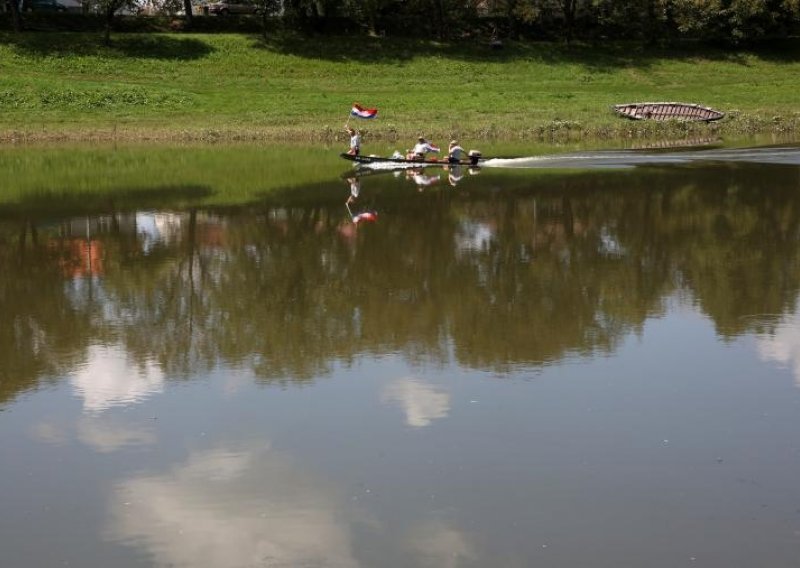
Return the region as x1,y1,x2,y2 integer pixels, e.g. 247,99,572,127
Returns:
614,102,724,122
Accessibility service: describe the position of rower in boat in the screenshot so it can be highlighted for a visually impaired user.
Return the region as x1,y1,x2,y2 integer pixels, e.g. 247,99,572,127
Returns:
448,140,466,164
406,137,440,160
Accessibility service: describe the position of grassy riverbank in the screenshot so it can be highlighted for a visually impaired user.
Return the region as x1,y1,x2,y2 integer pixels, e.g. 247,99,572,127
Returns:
1,31,800,144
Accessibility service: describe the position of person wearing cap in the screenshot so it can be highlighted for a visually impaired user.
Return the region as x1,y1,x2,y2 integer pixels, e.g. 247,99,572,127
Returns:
448,140,466,164
345,125,361,156
406,136,439,160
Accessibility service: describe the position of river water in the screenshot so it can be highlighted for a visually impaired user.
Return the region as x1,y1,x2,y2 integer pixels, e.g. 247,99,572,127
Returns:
2,141,800,567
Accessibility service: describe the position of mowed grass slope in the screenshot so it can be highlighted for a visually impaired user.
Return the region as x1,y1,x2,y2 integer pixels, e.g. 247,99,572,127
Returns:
1,32,800,141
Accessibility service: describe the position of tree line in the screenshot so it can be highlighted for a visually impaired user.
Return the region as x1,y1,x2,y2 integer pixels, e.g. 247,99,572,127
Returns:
282,0,800,44
4,0,800,45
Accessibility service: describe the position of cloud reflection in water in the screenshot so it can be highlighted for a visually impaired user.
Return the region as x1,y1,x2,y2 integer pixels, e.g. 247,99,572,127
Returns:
756,312,800,387
381,377,450,428
108,445,359,568
76,417,156,453
70,345,164,412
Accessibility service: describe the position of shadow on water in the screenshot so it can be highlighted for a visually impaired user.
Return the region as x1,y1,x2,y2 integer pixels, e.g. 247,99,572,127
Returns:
0,185,214,219
0,33,215,60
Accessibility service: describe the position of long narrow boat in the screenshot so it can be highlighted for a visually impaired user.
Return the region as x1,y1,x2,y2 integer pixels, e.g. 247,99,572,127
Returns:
340,152,485,167
614,102,724,122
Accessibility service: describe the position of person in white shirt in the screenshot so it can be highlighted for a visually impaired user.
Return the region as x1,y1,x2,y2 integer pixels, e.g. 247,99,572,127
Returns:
345,126,361,156
406,136,439,160
448,140,466,164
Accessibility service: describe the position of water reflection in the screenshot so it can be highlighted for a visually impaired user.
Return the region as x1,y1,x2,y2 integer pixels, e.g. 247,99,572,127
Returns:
381,378,450,428
136,212,185,252
2,152,800,407
405,520,475,568
109,445,360,568
33,414,156,452
76,416,156,453
31,419,71,447
71,345,164,412
4,144,800,568
756,308,800,387
406,168,441,190
351,163,480,188
445,164,465,187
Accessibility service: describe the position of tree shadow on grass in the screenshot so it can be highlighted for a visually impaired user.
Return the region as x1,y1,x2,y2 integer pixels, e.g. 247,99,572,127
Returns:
0,32,214,61
251,32,799,71
735,37,800,63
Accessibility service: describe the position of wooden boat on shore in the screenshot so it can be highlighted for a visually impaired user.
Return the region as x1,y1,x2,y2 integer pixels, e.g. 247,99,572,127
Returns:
614,102,724,122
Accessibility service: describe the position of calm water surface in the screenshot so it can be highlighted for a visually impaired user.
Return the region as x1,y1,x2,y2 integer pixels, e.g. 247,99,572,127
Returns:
2,143,800,567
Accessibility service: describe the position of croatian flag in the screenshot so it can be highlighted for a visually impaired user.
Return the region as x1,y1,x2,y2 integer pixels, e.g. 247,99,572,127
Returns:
351,103,378,119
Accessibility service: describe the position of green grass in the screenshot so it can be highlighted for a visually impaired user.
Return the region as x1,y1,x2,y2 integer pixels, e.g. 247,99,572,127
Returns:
1,32,800,143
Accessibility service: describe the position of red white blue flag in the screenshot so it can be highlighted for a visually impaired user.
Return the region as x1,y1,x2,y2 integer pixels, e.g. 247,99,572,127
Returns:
351,103,378,119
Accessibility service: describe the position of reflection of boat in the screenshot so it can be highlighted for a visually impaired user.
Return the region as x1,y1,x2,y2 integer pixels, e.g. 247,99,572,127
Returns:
340,152,484,168
614,102,724,122
407,169,441,188
342,163,480,187
339,168,388,180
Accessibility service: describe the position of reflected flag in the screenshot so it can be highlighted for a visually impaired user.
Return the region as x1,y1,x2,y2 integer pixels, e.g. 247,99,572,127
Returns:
353,211,378,224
